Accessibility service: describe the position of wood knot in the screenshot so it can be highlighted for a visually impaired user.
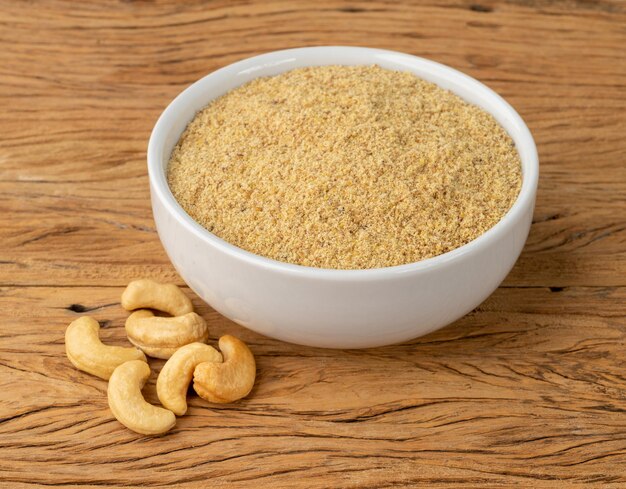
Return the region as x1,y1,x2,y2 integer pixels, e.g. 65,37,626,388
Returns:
67,304,88,313
470,4,493,12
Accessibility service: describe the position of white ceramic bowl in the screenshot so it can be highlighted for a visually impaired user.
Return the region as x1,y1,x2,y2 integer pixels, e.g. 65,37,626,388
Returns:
148,46,538,349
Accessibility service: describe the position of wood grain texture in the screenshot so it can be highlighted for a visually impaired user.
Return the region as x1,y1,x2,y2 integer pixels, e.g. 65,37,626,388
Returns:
1,0,625,487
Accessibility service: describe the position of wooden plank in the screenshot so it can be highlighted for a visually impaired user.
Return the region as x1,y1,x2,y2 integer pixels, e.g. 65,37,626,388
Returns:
1,0,625,486
1,286,625,487
2,177,624,286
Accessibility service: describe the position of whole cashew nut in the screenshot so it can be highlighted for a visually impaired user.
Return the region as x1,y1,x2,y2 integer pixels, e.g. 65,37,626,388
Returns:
193,335,256,403
108,360,176,435
121,279,193,317
157,342,223,416
65,316,146,380
125,310,209,359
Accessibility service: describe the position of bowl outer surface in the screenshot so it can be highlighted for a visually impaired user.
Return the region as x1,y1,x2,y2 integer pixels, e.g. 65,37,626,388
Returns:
148,47,538,348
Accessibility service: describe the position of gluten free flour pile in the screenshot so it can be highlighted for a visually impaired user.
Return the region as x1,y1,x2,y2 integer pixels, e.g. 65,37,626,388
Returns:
167,65,522,269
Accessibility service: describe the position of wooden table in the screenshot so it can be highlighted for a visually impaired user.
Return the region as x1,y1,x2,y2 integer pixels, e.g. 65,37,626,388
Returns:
1,1,625,487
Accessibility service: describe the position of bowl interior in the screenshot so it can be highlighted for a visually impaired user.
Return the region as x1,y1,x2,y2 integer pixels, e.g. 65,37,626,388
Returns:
148,46,538,275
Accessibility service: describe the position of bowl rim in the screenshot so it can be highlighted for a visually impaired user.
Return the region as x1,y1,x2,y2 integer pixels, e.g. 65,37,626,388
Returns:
148,46,539,280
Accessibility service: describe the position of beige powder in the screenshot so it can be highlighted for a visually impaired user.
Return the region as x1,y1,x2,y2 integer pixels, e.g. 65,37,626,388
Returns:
167,65,522,270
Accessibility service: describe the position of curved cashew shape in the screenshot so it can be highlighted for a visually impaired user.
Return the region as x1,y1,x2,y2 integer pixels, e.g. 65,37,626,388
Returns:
125,310,209,359
65,316,146,380
121,279,193,317
157,343,223,416
193,335,256,403
108,360,176,435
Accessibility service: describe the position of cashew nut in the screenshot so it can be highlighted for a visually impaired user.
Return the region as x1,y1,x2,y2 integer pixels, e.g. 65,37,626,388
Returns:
121,279,193,316
125,309,209,359
65,316,146,380
156,343,223,416
107,360,176,435
193,335,256,403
